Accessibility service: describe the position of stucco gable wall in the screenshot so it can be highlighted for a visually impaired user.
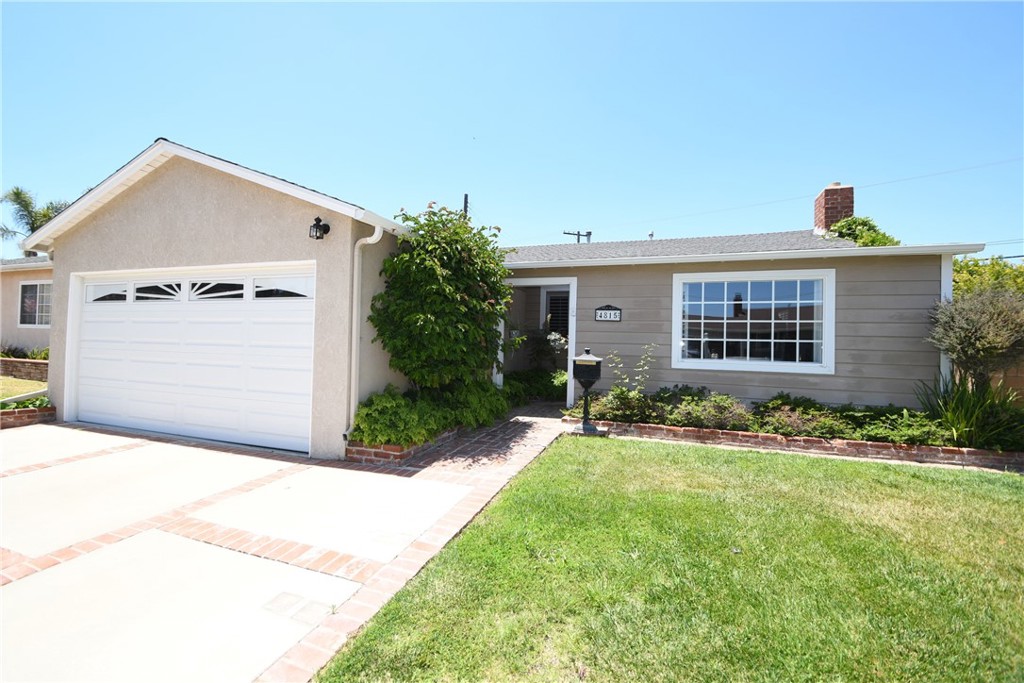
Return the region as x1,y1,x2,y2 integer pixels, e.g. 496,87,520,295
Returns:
1,267,53,351
47,156,369,457
511,255,942,408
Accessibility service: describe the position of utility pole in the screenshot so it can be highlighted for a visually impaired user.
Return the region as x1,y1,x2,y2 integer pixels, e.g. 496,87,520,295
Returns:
463,193,469,218
564,230,592,244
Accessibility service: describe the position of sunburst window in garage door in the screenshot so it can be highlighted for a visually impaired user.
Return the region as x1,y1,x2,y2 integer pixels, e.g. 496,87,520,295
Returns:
134,282,182,301
189,280,244,300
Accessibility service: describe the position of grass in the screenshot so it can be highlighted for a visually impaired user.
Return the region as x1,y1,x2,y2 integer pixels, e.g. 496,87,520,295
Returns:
0,376,47,401
319,438,1024,682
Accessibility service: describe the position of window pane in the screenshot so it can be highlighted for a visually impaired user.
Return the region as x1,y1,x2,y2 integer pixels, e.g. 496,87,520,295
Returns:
726,322,748,339
798,342,822,363
749,340,772,360
775,322,797,340
686,340,702,358
685,303,702,318
799,279,822,302
20,284,37,324
750,281,772,301
704,282,725,302
727,294,748,320
86,283,128,302
774,302,798,321
725,340,748,360
748,302,772,320
805,302,824,321
685,282,703,303
704,322,724,340
686,322,703,338
37,284,52,325
134,282,182,302
254,276,314,299
703,303,725,320
190,280,244,300
749,322,772,340
773,342,797,362
775,280,798,301
547,293,569,336
705,339,724,359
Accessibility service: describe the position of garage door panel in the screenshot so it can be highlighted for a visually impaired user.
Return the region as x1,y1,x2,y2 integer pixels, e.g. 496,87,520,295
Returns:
74,267,315,452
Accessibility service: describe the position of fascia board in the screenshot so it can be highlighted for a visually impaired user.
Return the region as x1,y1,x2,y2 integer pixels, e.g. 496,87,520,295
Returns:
506,243,986,270
0,262,54,273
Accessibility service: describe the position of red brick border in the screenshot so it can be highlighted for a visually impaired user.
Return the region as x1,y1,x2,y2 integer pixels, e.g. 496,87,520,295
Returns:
1,406,55,429
562,417,1024,472
346,428,459,464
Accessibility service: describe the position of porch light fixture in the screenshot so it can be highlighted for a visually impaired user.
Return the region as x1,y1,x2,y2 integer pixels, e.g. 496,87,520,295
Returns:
309,217,331,240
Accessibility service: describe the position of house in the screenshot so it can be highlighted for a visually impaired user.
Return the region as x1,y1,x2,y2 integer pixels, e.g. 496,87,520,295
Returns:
20,139,983,458
1,255,54,352
20,139,405,457
504,184,983,409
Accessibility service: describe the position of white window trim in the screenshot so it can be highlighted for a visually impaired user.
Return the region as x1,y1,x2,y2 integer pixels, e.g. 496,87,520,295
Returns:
670,268,836,375
17,280,53,328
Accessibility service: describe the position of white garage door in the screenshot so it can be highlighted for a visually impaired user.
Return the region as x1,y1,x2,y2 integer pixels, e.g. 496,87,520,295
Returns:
74,267,315,452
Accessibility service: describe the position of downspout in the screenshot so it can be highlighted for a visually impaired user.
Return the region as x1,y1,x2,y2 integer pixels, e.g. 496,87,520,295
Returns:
346,222,386,440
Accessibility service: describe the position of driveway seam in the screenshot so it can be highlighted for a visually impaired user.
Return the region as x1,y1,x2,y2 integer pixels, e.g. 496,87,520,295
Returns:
0,439,151,478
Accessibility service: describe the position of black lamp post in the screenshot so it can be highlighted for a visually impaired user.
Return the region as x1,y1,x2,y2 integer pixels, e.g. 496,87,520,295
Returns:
309,216,331,240
572,347,603,435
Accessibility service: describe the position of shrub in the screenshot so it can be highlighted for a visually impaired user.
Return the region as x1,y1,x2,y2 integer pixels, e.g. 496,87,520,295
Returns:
369,204,516,389
0,395,51,410
925,288,1024,389
503,369,567,404
1,344,28,359
349,385,448,447
915,375,1024,450
26,347,49,361
439,380,508,430
854,409,950,446
667,393,752,431
751,393,856,439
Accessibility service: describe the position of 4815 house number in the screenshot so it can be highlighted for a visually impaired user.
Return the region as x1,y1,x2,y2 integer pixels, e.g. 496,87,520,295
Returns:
595,305,622,322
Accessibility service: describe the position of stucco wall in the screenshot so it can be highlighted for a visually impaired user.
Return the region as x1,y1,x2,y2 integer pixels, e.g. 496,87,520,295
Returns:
1,267,53,351
357,231,407,402
47,156,393,458
510,254,943,408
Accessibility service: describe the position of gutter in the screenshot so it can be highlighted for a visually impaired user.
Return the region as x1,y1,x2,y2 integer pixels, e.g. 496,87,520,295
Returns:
506,242,986,270
346,221,387,440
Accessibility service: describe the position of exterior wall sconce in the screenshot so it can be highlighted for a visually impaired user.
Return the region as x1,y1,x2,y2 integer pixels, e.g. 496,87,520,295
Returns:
309,217,331,240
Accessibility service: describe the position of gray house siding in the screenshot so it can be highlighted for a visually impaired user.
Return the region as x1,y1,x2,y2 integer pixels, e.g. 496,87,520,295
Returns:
509,255,942,408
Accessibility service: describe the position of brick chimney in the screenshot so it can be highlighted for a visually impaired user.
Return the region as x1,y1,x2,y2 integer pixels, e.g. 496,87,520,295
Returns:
813,182,854,235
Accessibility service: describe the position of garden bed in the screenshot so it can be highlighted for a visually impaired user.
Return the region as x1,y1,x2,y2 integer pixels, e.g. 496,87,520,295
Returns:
562,417,1024,472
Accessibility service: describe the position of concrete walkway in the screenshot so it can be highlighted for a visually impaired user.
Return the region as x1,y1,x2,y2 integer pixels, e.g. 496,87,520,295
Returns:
0,406,566,683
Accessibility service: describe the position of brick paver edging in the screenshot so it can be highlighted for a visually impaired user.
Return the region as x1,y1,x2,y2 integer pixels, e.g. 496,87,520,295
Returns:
562,417,1024,472
346,428,459,464
0,406,56,430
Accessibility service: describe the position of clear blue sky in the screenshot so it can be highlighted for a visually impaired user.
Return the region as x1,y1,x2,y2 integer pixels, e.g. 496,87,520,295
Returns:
2,2,1022,259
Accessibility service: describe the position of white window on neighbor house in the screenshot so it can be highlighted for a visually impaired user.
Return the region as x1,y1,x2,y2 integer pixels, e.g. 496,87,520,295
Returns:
19,281,52,327
670,268,836,375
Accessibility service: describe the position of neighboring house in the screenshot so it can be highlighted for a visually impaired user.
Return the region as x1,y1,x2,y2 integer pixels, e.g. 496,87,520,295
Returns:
21,140,984,457
504,184,983,409
21,139,405,457
1,255,54,351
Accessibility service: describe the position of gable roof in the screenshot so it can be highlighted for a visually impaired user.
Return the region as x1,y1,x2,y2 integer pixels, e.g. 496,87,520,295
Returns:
0,255,53,272
21,139,404,252
506,229,983,268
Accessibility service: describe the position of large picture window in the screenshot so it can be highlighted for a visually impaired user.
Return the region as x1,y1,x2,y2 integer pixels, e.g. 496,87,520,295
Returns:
19,282,52,327
671,269,835,374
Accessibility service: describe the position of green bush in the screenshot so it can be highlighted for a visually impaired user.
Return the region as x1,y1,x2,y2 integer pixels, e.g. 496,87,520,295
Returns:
751,393,857,439
0,345,48,360
855,409,951,446
915,375,1024,451
503,369,567,405
0,396,51,410
349,385,448,447
667,393,753,431
440,380,509,430
26,347,49,361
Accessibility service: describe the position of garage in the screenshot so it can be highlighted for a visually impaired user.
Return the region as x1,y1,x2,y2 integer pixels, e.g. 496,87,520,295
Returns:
71,265,315,452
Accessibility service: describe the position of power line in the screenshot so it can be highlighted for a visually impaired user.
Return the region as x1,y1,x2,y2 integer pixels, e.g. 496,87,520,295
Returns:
598,157,1024,231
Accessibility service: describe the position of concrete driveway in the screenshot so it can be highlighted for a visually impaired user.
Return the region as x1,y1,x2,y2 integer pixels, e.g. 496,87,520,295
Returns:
1,415,564,682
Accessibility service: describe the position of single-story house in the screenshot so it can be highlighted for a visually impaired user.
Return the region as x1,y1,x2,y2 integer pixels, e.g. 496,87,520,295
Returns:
503,184,982,409
1,255,54,351
20,140,982,457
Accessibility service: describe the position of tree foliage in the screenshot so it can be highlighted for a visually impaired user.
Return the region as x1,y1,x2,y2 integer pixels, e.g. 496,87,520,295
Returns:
925,288,1024,389
369,204,516,389
2,186,70,253
953,256,1024,296
825,216,900,247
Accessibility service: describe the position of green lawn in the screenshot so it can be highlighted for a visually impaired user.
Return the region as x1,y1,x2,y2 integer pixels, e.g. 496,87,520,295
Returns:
319,438,1024,682
0,376,46,400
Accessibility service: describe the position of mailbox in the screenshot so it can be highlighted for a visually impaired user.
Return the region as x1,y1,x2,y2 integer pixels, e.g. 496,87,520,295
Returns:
573,348,602,387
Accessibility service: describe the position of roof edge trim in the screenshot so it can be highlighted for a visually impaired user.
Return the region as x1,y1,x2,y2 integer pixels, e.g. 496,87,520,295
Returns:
506,242,985,269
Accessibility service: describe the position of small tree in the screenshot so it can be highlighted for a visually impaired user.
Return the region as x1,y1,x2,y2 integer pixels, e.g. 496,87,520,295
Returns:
926,288,1024,389
825,216,900,247
369,204,516,389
